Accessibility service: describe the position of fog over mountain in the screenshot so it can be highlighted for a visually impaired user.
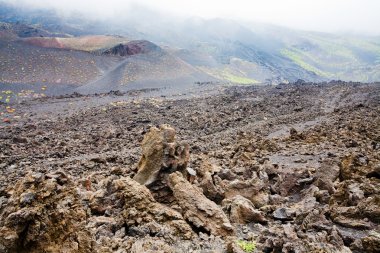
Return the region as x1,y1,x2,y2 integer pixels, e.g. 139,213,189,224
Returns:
0,0,379,88
2,0,380,35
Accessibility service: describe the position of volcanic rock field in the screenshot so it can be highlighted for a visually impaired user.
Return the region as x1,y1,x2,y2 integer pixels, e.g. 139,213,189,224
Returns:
0,81,379,252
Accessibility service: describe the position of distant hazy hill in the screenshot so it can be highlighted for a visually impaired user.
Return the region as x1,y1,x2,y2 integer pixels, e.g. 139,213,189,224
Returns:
0,39,114,86
142,18,380,83
0,1,379,91
0,24,214,93
76,40,214,93
22,35,129,52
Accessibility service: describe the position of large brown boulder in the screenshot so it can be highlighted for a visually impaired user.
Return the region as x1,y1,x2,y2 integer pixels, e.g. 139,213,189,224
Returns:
111,176,193,239
134,124,190,186
196,157,225,203
223,195,267,224
0,171,93,253
168,172,234,237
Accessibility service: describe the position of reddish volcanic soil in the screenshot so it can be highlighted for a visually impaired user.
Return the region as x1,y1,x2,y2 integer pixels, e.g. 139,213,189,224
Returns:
23,37,65,49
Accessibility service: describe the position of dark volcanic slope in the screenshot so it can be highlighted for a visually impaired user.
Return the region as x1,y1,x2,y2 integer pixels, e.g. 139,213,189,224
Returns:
0,40,119,86
2,4,380,83
77,46,215,93
0,21,69,39
0,36,215,95
102,40,162,56
0,82,379,252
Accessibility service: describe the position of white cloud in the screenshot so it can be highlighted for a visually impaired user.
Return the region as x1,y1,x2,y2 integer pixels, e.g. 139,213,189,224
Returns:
3,0,380,35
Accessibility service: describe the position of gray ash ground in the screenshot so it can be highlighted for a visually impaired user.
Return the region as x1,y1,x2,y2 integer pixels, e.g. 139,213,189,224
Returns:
0,81,379,253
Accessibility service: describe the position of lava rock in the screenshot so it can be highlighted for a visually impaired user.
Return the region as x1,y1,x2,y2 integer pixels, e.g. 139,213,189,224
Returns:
134,124,189,186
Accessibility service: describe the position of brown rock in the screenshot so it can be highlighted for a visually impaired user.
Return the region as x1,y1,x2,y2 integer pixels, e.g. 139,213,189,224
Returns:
0,171,93,253
134,124,189,186
250,191,269,208
300,209,331,231
111,176,193,239
340,154,372,180
224,179,265,203
359,195,380,223
362,232,380,253
330,182,379,225
332,216,372,230
168,172,234,237
197,157,225,203
223,195,267,224
313,160,340,194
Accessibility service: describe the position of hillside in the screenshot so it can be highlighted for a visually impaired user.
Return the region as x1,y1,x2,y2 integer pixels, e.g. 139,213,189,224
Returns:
1,1,380,86
77,41,215,93
161,18,380,83
0,28,216,99
0,40,119,86
276,31,380,82
22,35,129,52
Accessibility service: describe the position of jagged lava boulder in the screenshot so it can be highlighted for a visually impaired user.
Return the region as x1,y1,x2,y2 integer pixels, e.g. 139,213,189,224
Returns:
0,171,93,253
223,195,267,225
168,172,234,237
134,124,189,186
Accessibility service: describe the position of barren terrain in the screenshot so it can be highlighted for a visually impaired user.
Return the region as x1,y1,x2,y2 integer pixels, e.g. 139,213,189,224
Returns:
0,81,379,252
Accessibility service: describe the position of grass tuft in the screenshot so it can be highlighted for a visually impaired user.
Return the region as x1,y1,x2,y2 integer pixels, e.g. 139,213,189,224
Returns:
237,240,256,253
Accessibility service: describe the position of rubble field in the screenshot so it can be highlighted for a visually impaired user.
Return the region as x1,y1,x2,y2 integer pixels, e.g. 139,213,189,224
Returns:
0,82,379,252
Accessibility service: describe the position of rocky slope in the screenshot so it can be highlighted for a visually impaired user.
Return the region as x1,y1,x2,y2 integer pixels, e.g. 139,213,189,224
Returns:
0,81,379,252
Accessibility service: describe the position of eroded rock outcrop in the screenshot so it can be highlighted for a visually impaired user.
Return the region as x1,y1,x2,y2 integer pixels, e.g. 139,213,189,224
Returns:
223,195,267,224
104,176,193,239
196,156,225,203
256,223,352,253
134,124,189,186
168,172,234,237
78,173,195,250
0,171,93,253
0,169,196,253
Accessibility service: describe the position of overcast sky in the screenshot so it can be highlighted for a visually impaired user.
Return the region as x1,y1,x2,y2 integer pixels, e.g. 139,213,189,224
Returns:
3,0,380,35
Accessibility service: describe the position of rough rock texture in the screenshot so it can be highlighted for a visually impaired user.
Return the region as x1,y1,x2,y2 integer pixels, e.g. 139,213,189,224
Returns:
169,172,234,237
0,82,379,252
223,195,267,224
89,175,193,238
0,171,93,253
196,156,225,203
361,232,380,253
134,124,190,186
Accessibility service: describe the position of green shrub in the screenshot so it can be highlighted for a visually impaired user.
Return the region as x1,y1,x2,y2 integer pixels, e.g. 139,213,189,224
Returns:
237,240,256,253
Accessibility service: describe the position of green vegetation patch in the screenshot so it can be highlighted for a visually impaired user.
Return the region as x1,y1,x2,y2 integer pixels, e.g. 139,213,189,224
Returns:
199,66,259,84
281,49,331,77
237,240,256,253
222,72,259,84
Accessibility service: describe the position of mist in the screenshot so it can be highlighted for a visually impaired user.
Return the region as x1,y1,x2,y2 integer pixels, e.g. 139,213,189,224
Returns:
2,0,380,36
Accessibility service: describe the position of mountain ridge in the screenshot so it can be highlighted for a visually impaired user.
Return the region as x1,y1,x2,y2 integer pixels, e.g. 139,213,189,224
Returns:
0,1,379,95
